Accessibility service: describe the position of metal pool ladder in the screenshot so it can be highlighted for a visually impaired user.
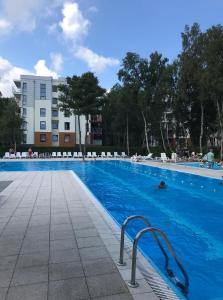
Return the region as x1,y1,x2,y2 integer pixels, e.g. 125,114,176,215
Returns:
117,215,189,296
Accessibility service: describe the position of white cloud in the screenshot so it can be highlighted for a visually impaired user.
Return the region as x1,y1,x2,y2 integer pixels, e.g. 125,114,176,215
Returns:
75,46,119,73
0,56,59,97
88,6,98,13
50,52,63,72
59,2,90,42
0,19,11,35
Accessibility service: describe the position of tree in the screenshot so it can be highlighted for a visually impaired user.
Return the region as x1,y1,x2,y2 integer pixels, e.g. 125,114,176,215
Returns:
0,98,24,148
58,73,105,158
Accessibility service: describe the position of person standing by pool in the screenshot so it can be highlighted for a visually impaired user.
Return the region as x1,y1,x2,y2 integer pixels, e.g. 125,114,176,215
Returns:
206,149,214,169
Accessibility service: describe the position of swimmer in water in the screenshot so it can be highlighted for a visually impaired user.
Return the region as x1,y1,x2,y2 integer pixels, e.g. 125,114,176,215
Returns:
158,181,166,189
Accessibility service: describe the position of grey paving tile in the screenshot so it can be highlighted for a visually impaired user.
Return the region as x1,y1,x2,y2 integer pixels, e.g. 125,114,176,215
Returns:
49,277,89,300
75,228,99,238
17,251,49,268
49,261,84,281
0,269,13,287
77,236,104,249
73,222,95,231
50,224,73,232
21,239,49,254
11,265,48,286
50,248,80,264
50,239,77,251
83,257,117,277
132,292,159,300
0,287,7,300
7,282,48,300
87,273,128,298
0,255,17,271
80,246,110,261
94,293,133,300
50,229,74,241
0,244,21,257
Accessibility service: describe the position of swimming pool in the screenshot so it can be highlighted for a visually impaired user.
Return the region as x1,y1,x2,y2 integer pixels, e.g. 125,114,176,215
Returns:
179,162,222,170
1,160,223,299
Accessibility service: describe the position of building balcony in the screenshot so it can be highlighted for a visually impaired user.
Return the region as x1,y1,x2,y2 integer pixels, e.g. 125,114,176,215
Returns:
12,87,21,95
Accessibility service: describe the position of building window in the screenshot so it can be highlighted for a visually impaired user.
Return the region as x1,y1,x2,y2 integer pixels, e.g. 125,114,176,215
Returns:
64,134,70,143
23,134,27,144
22,82,27,92
52,98,58,105
22,95,27,105
22,108,27,117
40,134,46,143
40,84,46,99
52,85,57,92
52,135,58,142
52,109,58,117
40,121,46,130
52,120,58,129
22,121,27,130
40,108,46,117
64,122,70,130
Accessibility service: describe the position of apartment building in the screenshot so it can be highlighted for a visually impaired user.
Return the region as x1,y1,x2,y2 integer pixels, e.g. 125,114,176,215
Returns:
13,75,102,147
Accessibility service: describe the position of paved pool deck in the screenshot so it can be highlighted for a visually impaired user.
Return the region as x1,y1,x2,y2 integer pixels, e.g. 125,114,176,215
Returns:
0,169,164,300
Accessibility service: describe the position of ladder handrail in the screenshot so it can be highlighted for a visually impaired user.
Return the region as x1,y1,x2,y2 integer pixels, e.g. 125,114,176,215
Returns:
117,215,169,270
130,226,189,296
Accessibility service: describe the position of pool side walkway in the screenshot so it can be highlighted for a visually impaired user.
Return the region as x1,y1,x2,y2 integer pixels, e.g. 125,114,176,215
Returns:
0,170,161,300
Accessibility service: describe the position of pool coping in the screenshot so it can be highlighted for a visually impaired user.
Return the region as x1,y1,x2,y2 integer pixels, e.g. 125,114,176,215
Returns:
69,170,183,300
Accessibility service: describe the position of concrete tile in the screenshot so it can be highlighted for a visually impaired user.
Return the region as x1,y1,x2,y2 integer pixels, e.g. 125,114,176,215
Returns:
83,257,117,277
87,273,128,298
11,265,48,286
0,244,21,256
80,246,110,261
50,239,77,251
125,279,153,294
49,277,89,300
94,293,133,300
7,282,48,300
50,230,74,241
0,255,17,271
17,251,49,268
50,248,80,264
75,228,99,238
0,269,13,287
73,222,95,231
49,261,84,281
77,236,104,248
132,292,159,300
0,287,7,300
21,240,49,254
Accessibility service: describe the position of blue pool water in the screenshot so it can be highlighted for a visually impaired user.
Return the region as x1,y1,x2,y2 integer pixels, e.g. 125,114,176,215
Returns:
1,160,223,299
180,162,222,170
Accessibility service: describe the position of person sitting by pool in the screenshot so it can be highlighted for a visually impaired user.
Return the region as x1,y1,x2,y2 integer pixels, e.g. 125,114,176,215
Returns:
158,181,166,189
28,147,33,158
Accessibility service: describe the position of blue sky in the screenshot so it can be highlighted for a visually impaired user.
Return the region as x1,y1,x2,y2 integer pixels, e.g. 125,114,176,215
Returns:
0,0,222,96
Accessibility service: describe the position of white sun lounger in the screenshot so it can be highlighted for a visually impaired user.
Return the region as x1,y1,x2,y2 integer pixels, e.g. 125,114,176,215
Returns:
78,152,83,158
4,152,10,159
63,152,67,158
107,152,113,158
144,153,153,160
73,152,78,158
16,152,21,159
52,152,57,158
57,152,62,158
67,152,72,158
33,152,38,158
121,152,127,158
10,153,16,159
87,152,92,158
114,152,120,158
101,152,106,158
21,152,28,158
92,152,97,158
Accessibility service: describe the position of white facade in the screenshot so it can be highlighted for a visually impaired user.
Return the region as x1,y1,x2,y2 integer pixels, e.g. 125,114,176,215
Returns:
13,75,93,146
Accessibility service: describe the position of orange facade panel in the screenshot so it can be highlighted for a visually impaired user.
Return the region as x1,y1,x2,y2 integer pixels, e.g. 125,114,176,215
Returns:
34,132,52,147
59,132,76,147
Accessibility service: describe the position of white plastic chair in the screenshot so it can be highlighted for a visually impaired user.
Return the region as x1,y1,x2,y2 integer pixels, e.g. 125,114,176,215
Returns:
144,153,153,160
63,152,67,158
121,152,127,158
73,152,78,158
67,152,72,158
16,152,21,159
87,152,92,158
21,152,28,158
33,152,38,158
78,152,83,158
4,152,10,159
101,152,106,158
52,152,57,158
107,152,113,158
10,153,16,159
92,152,97,158
161,153,168,162
57,152,62,158
171,152,177,162
114,152,120,158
